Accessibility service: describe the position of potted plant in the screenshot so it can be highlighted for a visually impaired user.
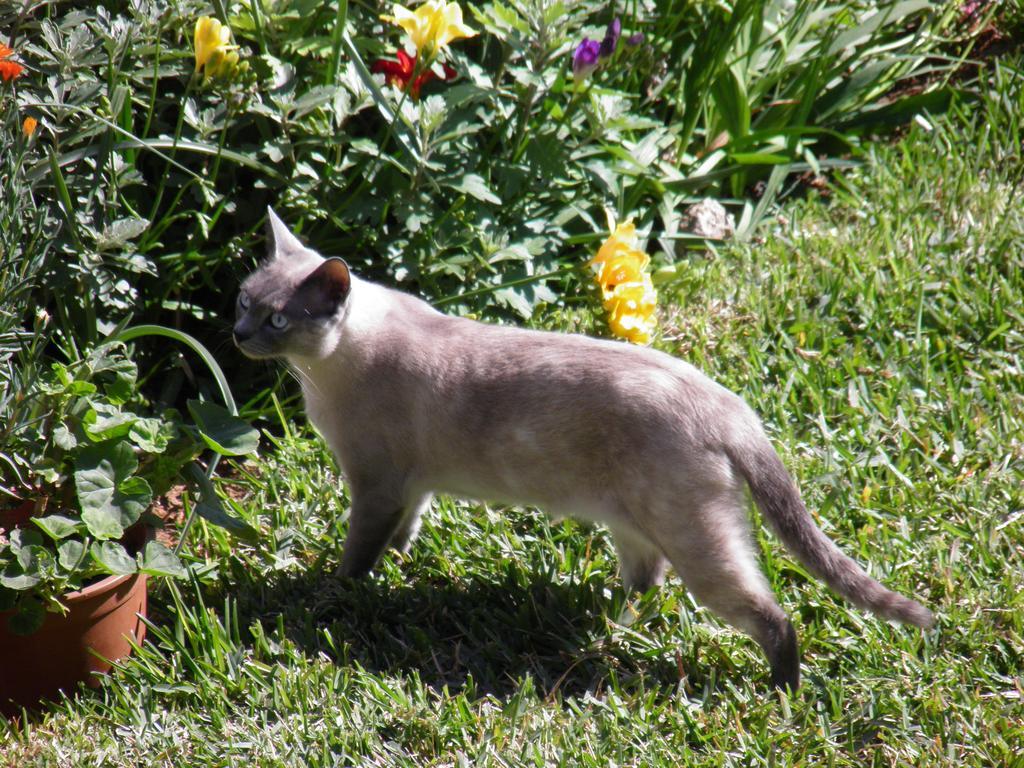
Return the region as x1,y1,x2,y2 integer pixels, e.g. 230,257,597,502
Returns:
0,331,258,713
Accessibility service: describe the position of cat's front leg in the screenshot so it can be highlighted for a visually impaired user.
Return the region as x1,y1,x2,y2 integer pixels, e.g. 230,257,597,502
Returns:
337,486,426,577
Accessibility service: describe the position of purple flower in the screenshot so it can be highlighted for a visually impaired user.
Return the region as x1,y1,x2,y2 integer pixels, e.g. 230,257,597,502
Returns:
599,18,621,60
625,32,644,47
572,38,601,81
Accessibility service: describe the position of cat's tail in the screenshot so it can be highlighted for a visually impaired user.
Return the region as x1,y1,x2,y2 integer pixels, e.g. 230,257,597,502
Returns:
727,437,935,629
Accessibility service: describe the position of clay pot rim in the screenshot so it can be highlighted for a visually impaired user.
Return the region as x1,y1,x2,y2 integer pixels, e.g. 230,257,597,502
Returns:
61,571,144,603
58,524,154,607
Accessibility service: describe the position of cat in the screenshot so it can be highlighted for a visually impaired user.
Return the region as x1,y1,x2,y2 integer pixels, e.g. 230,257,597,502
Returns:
233,207,934,690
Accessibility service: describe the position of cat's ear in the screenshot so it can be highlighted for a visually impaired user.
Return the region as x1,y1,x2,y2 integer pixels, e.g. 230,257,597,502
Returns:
266,206,306,257
297,257,352,315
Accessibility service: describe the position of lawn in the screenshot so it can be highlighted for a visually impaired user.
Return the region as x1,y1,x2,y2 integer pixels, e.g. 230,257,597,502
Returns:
1,1,1022,766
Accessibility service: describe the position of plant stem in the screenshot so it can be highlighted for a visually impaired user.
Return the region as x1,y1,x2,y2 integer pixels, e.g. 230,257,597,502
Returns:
326,0,349,86
146,75,195,234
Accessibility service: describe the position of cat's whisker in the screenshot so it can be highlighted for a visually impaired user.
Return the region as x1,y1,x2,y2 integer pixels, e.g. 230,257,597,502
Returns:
285,365,319,396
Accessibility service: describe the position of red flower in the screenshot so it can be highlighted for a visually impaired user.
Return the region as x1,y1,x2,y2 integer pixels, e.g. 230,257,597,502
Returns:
0,44,25,82
371,49,455,99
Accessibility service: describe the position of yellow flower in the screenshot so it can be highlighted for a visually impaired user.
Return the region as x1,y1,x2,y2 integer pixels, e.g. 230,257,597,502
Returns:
381,1,477,61
589,219,657,345
592,250,648,302
607,306,655,345
604,276,657,345
193,16,239,80
592,219,640,264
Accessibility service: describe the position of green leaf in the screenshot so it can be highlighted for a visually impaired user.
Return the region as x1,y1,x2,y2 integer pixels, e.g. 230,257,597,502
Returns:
729,152,792,165
130,417,175,453
139,541,187,578
32,514,83,540
90,541,138,575
0,566,41,591
187,400,260,456
17,544,53,577
337,30,423,165
711,66,750,141
108,327,237,418
67,380,98,396
119,476,153,498
83,407,137,442
75,443,153,540
97,217,150,249
143,439,203,497
448,174,502,205
31,138,288,187
195,500,259,542
10,527,43,550
185,463,259,542
2,535,50,588
7,598,45,636
85,344,138,405
493,287,534,319
58,539,86,571
827,0,934,55
54,425,78,450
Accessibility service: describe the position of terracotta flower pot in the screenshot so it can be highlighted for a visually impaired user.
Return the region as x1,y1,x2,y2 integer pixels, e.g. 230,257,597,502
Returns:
0,570,148,715
0,501,150,715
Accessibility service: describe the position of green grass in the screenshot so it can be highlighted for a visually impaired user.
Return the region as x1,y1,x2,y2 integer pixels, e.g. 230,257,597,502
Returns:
3,69,1023,768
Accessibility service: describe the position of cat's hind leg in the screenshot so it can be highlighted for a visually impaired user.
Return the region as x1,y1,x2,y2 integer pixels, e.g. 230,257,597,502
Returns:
388,494,432,553
608,523,668,594
658,490,800,690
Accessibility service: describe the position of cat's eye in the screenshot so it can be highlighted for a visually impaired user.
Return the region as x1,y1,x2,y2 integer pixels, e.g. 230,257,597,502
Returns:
238,292,251,310
269,312,288,330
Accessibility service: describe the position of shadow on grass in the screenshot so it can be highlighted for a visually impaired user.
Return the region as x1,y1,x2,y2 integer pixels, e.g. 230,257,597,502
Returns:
225,562,686,700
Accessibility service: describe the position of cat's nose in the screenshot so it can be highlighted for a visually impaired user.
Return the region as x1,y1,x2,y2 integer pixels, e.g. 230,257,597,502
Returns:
232,322,254,345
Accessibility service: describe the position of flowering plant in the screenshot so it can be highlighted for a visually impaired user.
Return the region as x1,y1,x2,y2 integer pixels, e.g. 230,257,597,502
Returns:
0,0,962,412
375,1,475,100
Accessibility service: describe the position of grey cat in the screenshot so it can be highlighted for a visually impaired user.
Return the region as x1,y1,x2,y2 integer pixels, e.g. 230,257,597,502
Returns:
233,208,934,690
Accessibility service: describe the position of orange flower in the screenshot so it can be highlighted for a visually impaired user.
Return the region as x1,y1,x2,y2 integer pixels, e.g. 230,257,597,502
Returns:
0,44,25,82
22,116,37,138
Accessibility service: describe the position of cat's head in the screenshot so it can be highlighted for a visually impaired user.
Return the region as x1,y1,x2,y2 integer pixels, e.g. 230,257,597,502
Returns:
233,207,352,360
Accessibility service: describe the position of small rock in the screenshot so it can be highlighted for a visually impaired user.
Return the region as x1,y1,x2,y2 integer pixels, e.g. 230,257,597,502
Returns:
683,199,735,240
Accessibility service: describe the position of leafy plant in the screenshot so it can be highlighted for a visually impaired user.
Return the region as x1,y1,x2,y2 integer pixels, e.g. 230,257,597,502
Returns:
0,0,968,411
0,339,258,635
